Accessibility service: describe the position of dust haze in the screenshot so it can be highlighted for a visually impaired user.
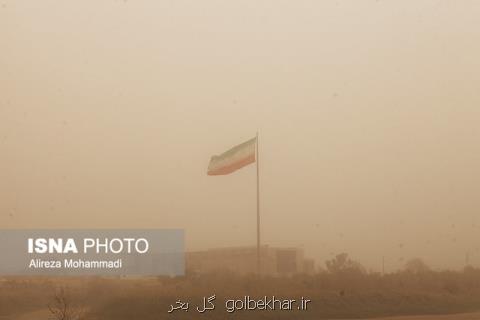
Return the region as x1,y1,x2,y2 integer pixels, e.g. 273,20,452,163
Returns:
1,0,480,272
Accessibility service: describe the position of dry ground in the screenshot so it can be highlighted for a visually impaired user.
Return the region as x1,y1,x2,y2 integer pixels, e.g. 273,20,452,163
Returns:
5,310,480,320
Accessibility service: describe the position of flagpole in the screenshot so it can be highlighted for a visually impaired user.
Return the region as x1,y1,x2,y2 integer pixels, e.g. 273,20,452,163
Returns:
256,132,260,275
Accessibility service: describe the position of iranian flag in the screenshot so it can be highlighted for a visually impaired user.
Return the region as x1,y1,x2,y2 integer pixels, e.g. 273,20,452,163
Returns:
207,137,257,175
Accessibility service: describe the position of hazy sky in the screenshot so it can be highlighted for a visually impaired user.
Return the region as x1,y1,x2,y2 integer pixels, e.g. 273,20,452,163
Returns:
2,0,480,271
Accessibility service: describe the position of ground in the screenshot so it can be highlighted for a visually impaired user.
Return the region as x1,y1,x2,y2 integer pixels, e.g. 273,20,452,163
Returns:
3,310,480,320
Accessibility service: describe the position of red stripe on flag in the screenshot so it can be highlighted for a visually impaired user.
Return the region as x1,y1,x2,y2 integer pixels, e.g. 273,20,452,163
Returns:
207,154,256,175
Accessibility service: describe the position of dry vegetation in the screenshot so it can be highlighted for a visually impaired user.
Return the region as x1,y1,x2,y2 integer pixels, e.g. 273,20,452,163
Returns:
1,256,480,319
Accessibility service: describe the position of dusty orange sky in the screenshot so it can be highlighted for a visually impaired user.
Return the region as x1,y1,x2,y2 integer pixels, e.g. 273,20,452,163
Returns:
1,0,480,271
